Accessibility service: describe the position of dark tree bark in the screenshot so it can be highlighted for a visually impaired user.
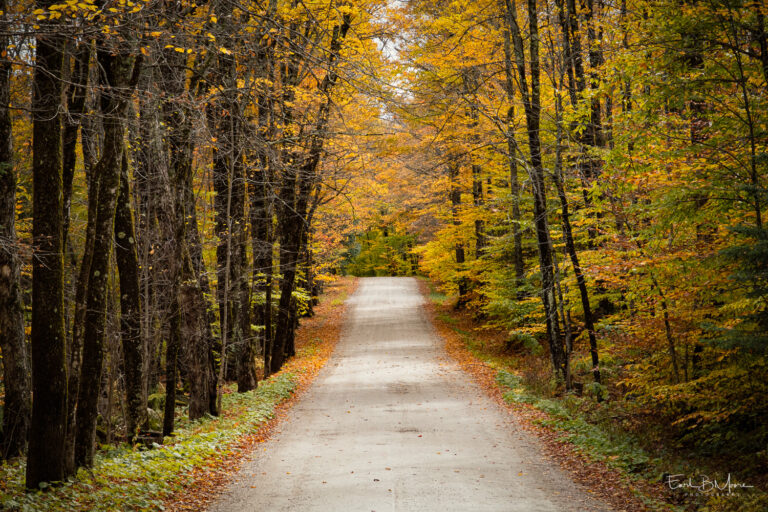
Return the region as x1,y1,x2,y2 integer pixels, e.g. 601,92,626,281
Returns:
209,44,257,391
500,13,525,288
448,161,468,307
61,45,92,467
133,66,165,402
505,0,569,385
236,207,257,392
26,3,69,487
254,172,275,377
553,86,601,384
253,1,277,379
115,153,146,437
183,192,219,415
62,42,90,254
182,276,209,419
163,291,181,436
252,110,275,378
65,132,98,474
158,37,209,433
75,47,137,469
272,15,350,374
0,2,31,459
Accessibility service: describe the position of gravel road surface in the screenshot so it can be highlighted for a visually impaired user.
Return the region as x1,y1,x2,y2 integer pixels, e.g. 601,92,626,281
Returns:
210,277,611,512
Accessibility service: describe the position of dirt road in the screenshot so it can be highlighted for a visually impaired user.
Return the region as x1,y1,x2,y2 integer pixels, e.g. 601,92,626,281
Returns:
211,277,611,511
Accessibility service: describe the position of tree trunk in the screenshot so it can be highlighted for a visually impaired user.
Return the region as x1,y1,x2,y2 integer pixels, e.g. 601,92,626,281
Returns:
505,0,569,385
75,48,136,468
0,2,31,458
554,85,601,384
133,67,164,405
448,161,468,307
184,186,219,414
115,153,146,437
163,292,181,436
65,147,98,474
159,40,204,434
501,20,525,288
62,42,90,254
27,5,69,486
271,15,350,374
463,69,486,258
182,276,209,420
251,157,274,377
272,213,301,374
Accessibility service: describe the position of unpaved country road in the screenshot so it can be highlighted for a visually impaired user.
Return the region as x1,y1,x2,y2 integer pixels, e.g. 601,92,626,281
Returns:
211,277,611,512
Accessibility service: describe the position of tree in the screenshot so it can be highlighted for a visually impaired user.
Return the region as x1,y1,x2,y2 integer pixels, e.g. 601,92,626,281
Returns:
504,0,569,385
26,0,69,487
74,29,140,468
0,0,31,460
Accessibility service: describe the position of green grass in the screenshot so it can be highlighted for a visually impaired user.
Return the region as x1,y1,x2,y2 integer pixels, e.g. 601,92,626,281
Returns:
420,276,448,305
0,373,297,512
429,291,448,305
330,291,347,306
496,370,654,475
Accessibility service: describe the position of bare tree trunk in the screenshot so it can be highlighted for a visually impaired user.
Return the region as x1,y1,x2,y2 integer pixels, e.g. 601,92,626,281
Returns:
65,140,97,474
0,1,31,458
501,17,525,288
251,141,274,377
505,0,569,385
163,292,181,436
115,153,146,437
62,42,90,254
27,3,69,486
184,189,219,414
158,37,207,433
448,161,468,307
182,276,209,419
253,8,277,379
272,15,350,374
75,48,137,469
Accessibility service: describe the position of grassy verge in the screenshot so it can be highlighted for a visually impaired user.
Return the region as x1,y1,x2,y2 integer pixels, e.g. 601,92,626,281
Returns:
419,279,766,512
0,375,296,511
0,277,357,512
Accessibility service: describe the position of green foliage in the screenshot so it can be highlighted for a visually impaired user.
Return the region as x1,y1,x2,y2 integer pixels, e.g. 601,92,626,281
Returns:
714,225,768,351
479,261,542,334
345,228,415,277
496,370,651,473
628,357,768,455
291,287,312,316
584,382,608,401
506,331,543,356
0,374,298,511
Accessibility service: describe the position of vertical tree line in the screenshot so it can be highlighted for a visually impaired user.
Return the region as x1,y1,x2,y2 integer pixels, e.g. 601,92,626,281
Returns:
0,0,365,489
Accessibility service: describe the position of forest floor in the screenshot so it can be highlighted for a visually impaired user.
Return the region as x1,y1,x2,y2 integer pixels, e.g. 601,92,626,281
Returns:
209,276,611,512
